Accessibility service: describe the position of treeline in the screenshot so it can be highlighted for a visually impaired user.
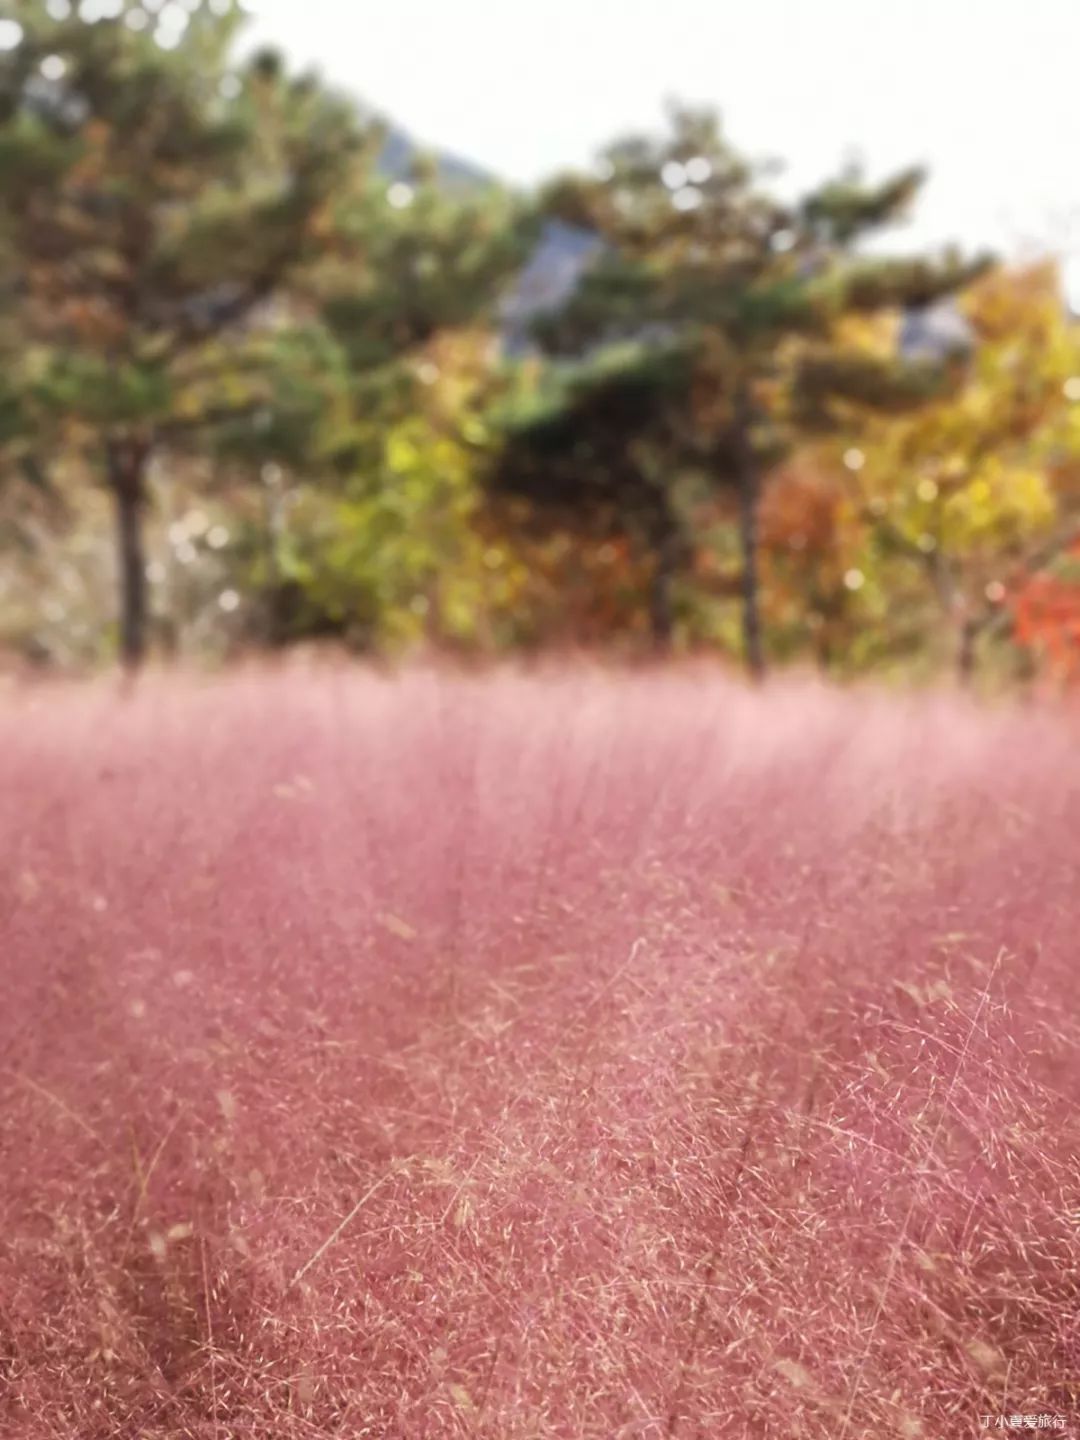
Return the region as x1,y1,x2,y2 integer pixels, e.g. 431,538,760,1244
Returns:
2,0,1080,683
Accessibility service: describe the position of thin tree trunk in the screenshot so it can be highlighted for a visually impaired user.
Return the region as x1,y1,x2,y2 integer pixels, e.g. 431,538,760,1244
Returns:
634,439,682,652
107,438,150,670
648,523,681,649
733,397,766,681
809,575,833,675
815,626,833,675
956,615,980,686
261,463,284,647
924,550,975,685
158,460,181,659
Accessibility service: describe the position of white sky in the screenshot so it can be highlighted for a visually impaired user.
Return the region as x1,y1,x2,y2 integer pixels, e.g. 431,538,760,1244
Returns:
246,0,1080,261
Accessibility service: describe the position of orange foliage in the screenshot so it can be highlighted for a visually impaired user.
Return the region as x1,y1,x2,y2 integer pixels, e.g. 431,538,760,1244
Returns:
1011,544,1080,683
517,532,652,642
477,500,653,645
759,461,841,556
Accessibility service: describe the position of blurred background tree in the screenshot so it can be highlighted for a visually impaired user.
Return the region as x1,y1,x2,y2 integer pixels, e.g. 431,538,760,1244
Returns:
0,0,528,666
824,263,1080,682
2,3,1080,689
491,105,988,675
0,0,375,664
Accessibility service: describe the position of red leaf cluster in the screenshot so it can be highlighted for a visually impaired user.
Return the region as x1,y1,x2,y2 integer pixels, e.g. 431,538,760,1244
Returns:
1012,548,1080,683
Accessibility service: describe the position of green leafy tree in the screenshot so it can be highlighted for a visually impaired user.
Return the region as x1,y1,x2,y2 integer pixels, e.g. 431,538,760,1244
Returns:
494,104,988,672
239,332,532,652
316,156,530,373
0,0,375,665
205,167,533,650
1,1,532,667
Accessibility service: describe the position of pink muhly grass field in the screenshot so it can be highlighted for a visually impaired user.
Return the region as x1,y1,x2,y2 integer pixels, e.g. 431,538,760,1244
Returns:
1,662,1079,1439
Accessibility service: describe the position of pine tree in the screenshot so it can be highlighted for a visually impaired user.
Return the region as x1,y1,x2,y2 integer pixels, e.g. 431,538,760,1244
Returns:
0,0,374,666
493,104,989,672
0,1,536,665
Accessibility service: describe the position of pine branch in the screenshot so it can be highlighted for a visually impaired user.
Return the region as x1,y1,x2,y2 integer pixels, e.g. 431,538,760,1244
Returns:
154,401,269,440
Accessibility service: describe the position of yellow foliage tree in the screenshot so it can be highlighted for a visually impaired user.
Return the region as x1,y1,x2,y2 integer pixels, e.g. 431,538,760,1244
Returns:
827,263,1080,680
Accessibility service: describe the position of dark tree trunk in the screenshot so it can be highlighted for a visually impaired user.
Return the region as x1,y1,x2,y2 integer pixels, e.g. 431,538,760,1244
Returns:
107,438,150,671
648,523,682,649
924,551,978,686
635,441,684,651
734,400,766,682
956,615,979,686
